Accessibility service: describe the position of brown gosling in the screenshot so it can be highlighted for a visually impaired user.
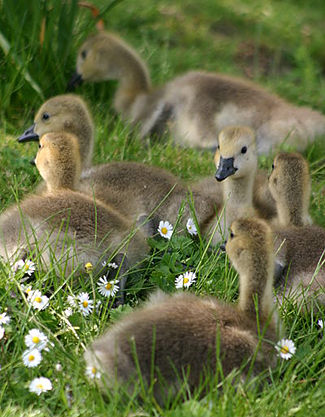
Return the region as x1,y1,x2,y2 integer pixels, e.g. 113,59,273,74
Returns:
0,132,149,277
68,31,325,154
84,217,281,404
269,152,325,310
18,94,94,169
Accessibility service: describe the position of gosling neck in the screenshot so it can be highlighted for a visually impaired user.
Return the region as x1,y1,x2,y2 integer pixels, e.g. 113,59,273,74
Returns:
223,170,256,226
276,200,307,227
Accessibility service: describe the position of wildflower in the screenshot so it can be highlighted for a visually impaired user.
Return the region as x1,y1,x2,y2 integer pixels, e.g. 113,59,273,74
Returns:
317,319,324,329
63,308,73,318
158,220,173,239
97,277,119,298
85,365,101,380
29,290,49,311
22,348,42,368
25,329,48,351
55,363,62,372
21,284,33,298
12,259,36,276
77,292,94,316
275,339,296,360
186,218,198,236
0,312,10,325
102,261,118,269
67,295,77,308
0,327,4,340
29,377,52,395
85,262,93,273
175,271,196,289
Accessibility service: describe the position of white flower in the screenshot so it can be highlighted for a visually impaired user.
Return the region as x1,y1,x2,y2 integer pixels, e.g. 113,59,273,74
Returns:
275,339,296,360
55,363,62,372
67,295,77,308
63,308,73,318
97,277,119,298
77,292,93,316
96,300,102,313
0,327,4,340
29,377,52,395
85,365,101,380
25,329,48,351
317,319,324,329
29,290,49,311
22,348,42,368
158,220,173,239
175,271,196,289
12,259,36,276
102,261,118,269
186,218,198,236
21,285,33,298
0,312,10,325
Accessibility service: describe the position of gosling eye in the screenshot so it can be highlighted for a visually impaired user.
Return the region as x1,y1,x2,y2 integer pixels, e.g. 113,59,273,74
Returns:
272,163,275,170
230,231,234,239
241,146,247,154
81,50,87,59
217,145,220,150
42,113,50,121
38,143,41,149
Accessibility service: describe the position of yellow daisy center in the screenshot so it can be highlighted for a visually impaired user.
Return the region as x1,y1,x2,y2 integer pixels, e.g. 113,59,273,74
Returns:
29,355,35,362
91,367,97,374
24,264,29,271
280,345,289,354
26,288,31,294
183,277,189,284
83,300,89,308
105,283,112,290
36,383,44,389
161,227,168,235
35,297,42,303
0,315,3,320
32,336,40,344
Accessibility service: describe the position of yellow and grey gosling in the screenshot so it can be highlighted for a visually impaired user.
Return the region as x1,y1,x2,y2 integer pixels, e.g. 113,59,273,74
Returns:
68,31,325,154
0,132,149,278
84,217,281,404
269,152,325,310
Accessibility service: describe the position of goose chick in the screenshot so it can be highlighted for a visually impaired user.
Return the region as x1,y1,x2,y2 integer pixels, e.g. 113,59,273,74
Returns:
0,132,148,278
269,152,324,309
69,31,325,154
84,217,280,404
18,94,94,169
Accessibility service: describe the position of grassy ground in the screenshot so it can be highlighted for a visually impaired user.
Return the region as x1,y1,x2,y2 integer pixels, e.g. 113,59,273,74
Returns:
0,0,325,415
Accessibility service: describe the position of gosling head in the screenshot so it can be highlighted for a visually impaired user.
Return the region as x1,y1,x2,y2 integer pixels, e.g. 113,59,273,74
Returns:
226,217,275,322
214,126,257,182
67,32,147,85
35,132,81,193
18,94,94,168
268,152,311,227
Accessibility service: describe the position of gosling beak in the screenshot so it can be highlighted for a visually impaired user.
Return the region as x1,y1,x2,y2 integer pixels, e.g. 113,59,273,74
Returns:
215,156,238,182
220,240,227,252
66,72,83,91
18,124,39,143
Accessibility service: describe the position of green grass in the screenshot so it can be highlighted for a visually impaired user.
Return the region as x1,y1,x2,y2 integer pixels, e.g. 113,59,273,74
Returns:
1,0,325,415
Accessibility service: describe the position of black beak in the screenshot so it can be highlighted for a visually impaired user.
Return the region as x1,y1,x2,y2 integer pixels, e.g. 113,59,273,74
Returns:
215,156,238,182
30,158,36,166
220,240,227,252
18,124,39,143
66,72,83,91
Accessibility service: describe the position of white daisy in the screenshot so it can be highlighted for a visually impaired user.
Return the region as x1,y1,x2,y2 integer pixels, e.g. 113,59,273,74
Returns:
158,220,173,239
0,312,10,325
67,295,77,308
77,292,94,316
186,218,198,236
0,327,4,340
29,377,52,395
275,339,296,360
63,307,73,318
12,259,36,276
22,348,42,368
102,261,118,269
97,277,119,298
25,329,48,351
21,285,33,298
175,271,196,289
29,290,49,311
85,365,101,380
317,319,324,329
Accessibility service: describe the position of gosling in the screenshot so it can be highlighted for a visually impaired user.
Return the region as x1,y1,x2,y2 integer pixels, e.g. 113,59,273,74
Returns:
0,132,149,278
84,217,281,404
68,31,325,154
269,152,325,310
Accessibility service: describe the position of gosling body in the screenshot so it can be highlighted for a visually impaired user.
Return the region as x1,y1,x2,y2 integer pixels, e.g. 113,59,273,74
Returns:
70,32,325,154
85,218,280,403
